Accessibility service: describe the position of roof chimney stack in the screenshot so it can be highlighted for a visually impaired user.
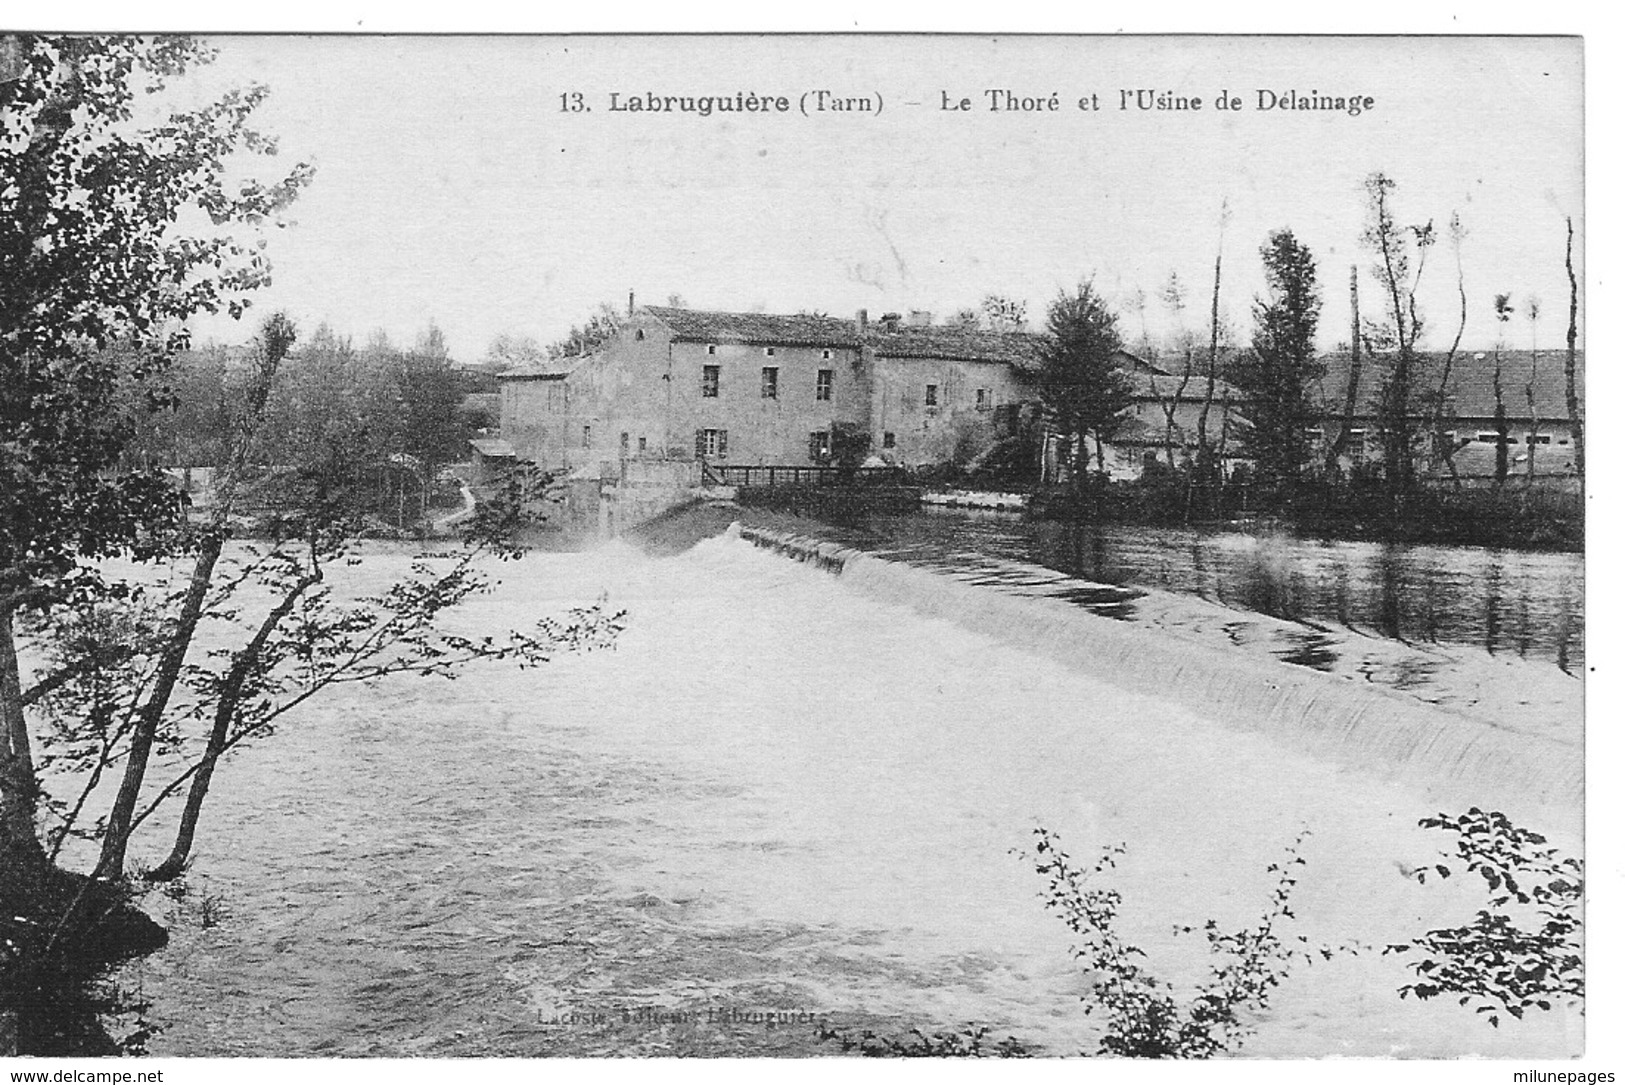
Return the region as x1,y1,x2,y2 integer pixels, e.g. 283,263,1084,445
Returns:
856,308,868,333
628,290,636,316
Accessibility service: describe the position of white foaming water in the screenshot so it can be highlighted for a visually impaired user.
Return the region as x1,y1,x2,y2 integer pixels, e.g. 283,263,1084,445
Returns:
121,536,1580,1057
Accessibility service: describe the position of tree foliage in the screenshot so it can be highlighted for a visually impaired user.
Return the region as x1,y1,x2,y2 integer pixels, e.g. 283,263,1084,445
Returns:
2,36,313,886
1233,229,1324,491
1,35,311,600
981,294,1028,333
0,40,626,1055
1036,283,1130,484
1388,808,1583,1028
550,301,623,359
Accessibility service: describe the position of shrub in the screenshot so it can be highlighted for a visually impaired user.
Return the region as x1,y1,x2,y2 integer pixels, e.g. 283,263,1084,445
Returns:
1387,808,1583,1027
1024,826,1338,1057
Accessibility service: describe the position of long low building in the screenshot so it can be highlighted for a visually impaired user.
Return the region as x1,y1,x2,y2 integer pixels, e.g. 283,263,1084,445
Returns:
495,305,1040,475
487,303,1584,486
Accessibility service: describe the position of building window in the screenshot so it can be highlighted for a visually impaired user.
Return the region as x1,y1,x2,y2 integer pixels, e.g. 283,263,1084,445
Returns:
765,346,776,357
582,424,592,448
816,369,833,401
761,366,779,399
822,349,832,359
976,388,990,410
883,432,896,449
706,344,717,355
635,329,646,341
925,384,939,407
1476,432,1500,443
696,428,728,458
809,431,831,460
638,436,648,453
702,364,720,397
1347,428,1366,459
1526,433,1552,445
620,432,630,455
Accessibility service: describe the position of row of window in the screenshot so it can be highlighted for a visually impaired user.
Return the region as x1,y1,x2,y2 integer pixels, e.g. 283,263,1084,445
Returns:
1337,428,1567,459
697,366,993,411
706,345,838,360
703,364,835,402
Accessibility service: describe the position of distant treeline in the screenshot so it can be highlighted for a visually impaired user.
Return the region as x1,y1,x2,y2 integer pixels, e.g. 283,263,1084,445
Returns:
124,324,494,526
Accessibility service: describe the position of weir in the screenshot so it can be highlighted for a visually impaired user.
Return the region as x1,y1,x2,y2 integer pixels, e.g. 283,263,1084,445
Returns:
733,523,1583,830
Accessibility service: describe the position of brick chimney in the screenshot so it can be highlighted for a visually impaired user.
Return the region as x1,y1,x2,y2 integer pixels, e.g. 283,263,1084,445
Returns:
855,308,868,334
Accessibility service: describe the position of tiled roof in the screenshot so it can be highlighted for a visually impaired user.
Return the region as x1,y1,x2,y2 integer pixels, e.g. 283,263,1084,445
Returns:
499,356,588,379
642,305,1042,364
868,328,1045,368
643,306,862,348
1312,349,1584,420
1135,368,1245,403
1117,349,1245,402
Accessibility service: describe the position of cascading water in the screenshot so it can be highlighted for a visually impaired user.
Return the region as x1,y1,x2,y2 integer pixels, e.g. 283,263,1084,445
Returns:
733,522,1582,829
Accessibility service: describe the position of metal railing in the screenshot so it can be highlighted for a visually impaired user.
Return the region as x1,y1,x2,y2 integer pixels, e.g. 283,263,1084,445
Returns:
701,464,909,488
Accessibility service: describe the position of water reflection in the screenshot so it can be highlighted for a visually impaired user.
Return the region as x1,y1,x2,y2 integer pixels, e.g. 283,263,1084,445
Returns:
1277,630,1339,672
808,508,1584,672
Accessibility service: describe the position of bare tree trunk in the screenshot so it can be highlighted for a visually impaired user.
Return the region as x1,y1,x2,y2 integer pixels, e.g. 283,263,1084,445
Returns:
1159,347,1195,471
1565,217,1583,483
1187,209,1227,523
98,319,293,878
1196,249,1222,457
1327,266,1363,474
1527,322,1540,482
1493,348,1510,488
0,606,46,875
1431,221,1469,489
147,564,321,882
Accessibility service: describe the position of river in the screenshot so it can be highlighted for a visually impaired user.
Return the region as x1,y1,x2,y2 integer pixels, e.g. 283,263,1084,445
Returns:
794,506,1585,674
115,535,1580,1058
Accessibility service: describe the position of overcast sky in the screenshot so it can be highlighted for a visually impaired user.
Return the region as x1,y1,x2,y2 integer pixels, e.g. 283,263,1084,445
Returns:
178,35,1582,360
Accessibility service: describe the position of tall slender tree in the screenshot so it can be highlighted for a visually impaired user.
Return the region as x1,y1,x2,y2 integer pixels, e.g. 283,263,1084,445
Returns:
1325,265,1364,475
1361,172,1432,495
1037,283,1131,494
1425,213,1470,488
1154,271,1198,472
1232,229,1324,495
1524,296,1542,481
1563,218,1583,483
1492,293,1514,486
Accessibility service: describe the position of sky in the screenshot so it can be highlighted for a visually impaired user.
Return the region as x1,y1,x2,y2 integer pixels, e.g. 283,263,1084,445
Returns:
169,35,1583,361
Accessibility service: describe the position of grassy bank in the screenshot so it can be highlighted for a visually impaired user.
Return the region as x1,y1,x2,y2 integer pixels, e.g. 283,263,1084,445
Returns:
1028,478,1582,552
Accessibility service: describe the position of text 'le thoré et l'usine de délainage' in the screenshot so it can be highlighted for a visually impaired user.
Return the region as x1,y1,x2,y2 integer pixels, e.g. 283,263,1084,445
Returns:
556,87,1377,118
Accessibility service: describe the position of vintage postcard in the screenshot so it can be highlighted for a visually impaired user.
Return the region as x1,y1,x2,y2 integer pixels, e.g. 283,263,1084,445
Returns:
0,30,1592,1077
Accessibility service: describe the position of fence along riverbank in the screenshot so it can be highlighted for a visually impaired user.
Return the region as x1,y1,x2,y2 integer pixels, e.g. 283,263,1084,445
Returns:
730,522,1582,833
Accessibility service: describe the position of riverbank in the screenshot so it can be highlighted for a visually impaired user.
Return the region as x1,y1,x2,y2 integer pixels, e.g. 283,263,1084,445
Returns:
734,472,1584,554
1030,476,1584,553
118,534,1580,1057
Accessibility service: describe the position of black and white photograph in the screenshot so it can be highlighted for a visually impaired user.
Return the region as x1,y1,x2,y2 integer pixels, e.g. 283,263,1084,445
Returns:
0,22,1600,1074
